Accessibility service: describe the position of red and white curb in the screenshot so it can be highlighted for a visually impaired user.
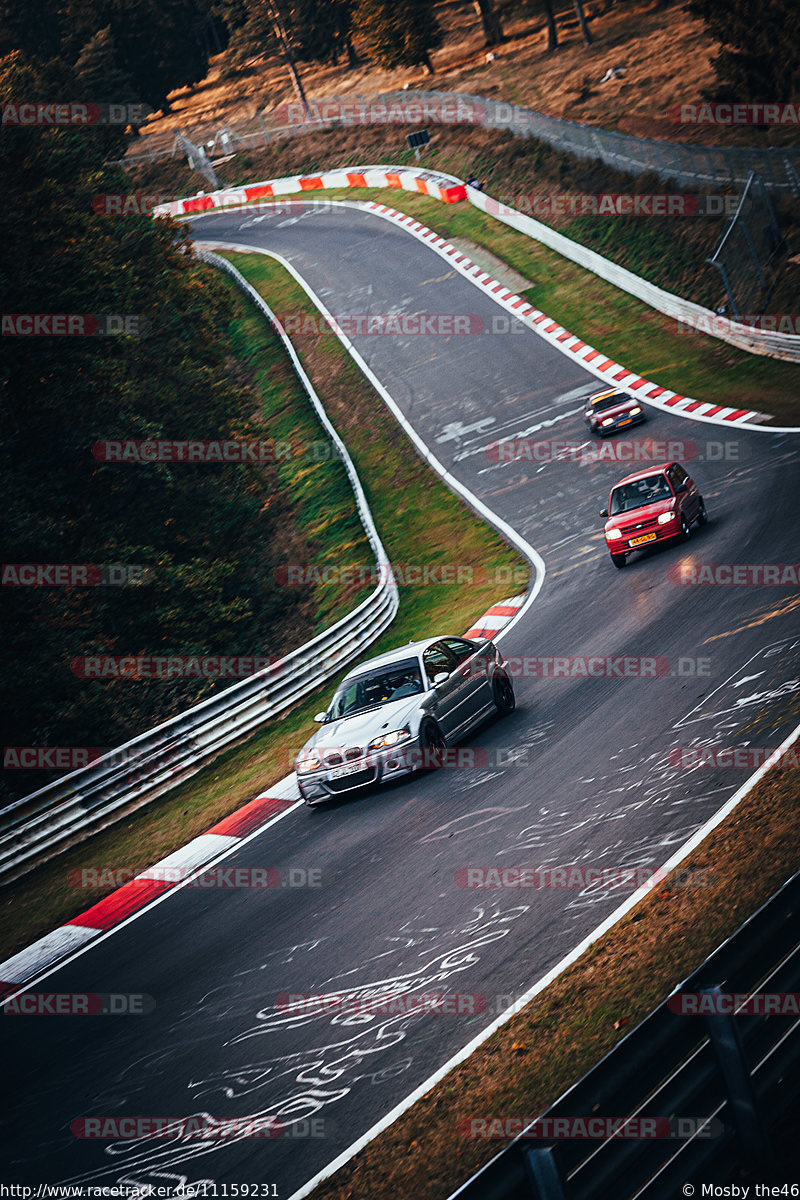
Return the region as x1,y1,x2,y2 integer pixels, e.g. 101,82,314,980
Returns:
357,200,771,430
0,778,300,997
152,165,465,219
464,594,526,641
0,598,524,997
157,163,797,433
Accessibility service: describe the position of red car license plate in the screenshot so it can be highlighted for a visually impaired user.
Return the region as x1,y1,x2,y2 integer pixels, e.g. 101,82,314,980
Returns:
629,532,657,547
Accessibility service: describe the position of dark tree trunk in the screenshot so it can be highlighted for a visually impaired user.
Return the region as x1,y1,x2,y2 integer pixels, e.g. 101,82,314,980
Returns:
344,31,359,68
542,0,558,50
573,0,593,45
268,0,309,115
473,0,505,46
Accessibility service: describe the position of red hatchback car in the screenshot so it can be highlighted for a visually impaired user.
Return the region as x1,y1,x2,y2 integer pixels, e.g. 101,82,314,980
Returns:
601,461,707,568
584,387,646,436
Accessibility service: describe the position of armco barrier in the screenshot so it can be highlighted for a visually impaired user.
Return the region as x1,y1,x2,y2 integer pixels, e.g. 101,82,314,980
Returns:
467,188,800,362
386,89,800,194
154,165,800,363
448,870,800,1199
125,89,800,196
0,253,399,884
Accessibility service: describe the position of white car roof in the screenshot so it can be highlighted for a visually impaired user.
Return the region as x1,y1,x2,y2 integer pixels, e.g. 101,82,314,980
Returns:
337,635,478,684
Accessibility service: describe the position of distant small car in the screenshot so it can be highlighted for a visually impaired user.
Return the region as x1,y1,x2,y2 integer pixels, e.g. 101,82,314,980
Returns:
584,387,646,436
601,461,707,568
294,636,515,805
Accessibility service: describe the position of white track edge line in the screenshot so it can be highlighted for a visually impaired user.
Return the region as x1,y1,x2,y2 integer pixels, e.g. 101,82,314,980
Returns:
194,238,546,641
287,718,800,1199
188,197,800,434
192,236,800,1196
0,788,302,1003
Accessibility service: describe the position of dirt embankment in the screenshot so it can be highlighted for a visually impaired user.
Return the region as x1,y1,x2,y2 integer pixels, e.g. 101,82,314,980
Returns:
141,0,797,150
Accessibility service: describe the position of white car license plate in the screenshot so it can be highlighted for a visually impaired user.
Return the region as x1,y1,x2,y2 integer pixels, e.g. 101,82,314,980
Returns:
328,760,364,779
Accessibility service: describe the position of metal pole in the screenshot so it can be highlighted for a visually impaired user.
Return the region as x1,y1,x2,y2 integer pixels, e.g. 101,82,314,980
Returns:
524,1144,568,1200
702,986,773,1175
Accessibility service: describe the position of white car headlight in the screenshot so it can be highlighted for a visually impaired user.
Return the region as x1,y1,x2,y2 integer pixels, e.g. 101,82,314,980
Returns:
369,729,410,751
658,510,675,524
296,750,321,774
606,528,623,540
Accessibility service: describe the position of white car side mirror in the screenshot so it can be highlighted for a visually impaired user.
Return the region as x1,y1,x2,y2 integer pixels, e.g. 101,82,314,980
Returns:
314,712,327,723
433,672,449,685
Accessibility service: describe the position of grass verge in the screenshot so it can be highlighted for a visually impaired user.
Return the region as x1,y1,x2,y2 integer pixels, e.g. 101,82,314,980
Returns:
0,253,528,961
308,186,800,425
128,122,800,424
225,274,373,631
128,117,800,322
306,754,800,1199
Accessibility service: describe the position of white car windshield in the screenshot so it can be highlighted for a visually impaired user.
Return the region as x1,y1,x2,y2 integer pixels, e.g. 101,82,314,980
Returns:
592,391,626,412
329,657,424,719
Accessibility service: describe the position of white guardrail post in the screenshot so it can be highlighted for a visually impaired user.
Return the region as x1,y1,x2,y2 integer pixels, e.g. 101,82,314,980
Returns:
0,252,399,884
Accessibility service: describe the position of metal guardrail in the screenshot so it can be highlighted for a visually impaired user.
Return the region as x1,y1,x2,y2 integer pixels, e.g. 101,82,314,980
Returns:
132,99,800,361
158,159,800,363
465,182,800,362
706,171,786,318
120,88,800,197
444,89,800,196
0,252,399,884
448,870,800,1198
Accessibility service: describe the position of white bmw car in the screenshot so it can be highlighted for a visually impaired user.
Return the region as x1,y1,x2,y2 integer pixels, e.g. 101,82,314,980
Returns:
295,635,515,806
